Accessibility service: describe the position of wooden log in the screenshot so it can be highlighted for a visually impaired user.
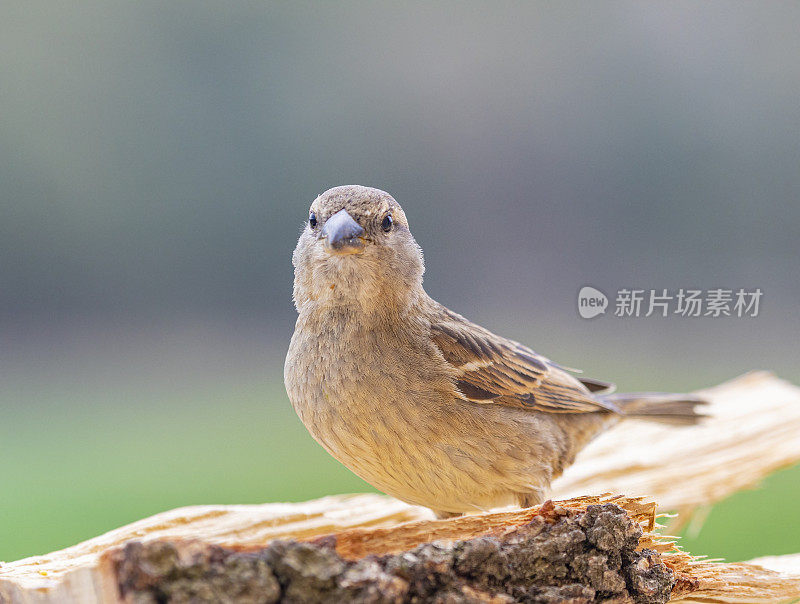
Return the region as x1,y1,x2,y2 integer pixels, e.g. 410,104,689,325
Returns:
2,494,798,603
0,495,429,604
109,495,677,603
2,372,799,603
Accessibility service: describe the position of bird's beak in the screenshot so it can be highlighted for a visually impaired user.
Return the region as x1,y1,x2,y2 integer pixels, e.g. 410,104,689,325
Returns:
322,209,365,255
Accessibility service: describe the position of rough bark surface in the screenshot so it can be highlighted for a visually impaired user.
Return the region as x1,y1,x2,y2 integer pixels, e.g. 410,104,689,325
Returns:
113,503,674,604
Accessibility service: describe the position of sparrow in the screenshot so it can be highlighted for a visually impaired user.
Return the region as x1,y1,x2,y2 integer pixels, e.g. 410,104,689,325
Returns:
285,185,705,518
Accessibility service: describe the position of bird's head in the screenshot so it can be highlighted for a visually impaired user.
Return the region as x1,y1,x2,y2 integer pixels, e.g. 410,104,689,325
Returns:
291,185,425,314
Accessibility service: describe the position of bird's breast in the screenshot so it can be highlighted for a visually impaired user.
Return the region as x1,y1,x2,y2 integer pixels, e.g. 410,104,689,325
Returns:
284,312,555,512
286,315,440,447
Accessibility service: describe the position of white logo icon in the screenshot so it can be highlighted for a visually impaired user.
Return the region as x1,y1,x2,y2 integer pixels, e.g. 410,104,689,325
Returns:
578,286,608,319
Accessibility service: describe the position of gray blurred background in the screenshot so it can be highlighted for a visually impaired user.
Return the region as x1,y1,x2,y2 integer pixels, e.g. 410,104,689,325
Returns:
1,1,798,563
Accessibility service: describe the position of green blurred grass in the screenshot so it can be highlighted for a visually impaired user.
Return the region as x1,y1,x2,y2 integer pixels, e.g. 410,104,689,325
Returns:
1,378,798,563
0,380,377,561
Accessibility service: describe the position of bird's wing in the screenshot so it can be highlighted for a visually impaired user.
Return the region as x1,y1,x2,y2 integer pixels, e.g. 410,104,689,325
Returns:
430,308,620,414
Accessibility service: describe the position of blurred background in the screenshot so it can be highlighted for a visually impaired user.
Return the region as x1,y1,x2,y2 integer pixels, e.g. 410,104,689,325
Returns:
1,1,798,563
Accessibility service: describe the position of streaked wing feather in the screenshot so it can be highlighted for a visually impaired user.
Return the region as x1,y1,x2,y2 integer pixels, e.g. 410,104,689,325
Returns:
431,307,619,415
578,376,617,394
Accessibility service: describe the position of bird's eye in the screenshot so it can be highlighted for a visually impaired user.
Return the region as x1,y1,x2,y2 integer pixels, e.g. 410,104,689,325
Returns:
309,212,317,228
381,213,393,232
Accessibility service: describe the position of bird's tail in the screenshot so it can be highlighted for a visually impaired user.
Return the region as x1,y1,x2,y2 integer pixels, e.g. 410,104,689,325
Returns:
602,392,709,426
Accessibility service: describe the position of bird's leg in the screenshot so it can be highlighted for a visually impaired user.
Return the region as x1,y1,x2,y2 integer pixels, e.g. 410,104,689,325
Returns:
433,510,463,520
517,492,545,509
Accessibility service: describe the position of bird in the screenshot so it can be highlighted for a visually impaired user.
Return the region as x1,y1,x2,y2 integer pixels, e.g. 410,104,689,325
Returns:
284,185,706,518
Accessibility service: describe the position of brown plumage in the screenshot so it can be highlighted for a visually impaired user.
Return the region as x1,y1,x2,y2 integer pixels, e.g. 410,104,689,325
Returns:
285,185,706,517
